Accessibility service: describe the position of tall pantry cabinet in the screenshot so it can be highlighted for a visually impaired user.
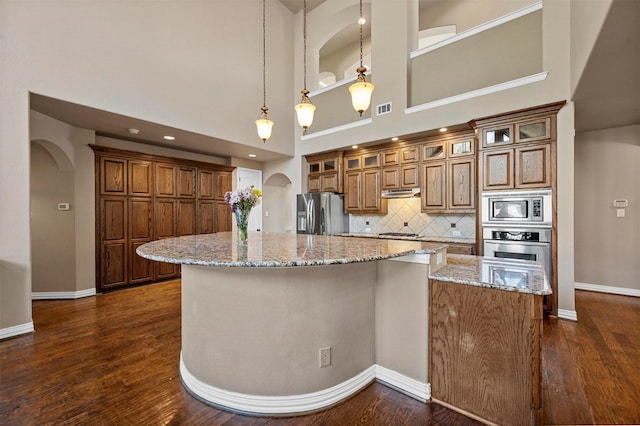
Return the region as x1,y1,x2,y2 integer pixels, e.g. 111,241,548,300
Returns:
93,146,234,292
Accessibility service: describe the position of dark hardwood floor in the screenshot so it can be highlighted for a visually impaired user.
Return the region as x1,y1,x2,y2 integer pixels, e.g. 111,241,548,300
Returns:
1,281,638,425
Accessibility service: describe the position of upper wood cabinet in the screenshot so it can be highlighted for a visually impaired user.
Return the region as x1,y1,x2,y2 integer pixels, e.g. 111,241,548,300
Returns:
383,145,419,166
345,151,380,171
177,166,197,198
421,133,476,213
92,145,234,292
344,168,386,214
100,157,127,195
128,160,153,196
306,151,344,193
155,163,176,197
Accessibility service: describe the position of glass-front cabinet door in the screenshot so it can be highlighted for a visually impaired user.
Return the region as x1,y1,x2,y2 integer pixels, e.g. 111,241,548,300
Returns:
482,125,513,148
515,117,551,143
422,142,446,161
448,138,474,158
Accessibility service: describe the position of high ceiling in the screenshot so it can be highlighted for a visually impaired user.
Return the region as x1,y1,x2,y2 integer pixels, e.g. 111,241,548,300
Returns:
29,0,640,161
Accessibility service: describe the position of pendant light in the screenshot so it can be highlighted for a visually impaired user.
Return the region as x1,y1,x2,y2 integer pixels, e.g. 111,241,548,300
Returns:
294,0,316,133
349,0,374,116
255,0,274,143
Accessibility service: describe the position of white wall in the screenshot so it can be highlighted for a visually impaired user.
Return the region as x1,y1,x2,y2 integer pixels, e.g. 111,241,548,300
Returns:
0,0,295,332
575,125,640,291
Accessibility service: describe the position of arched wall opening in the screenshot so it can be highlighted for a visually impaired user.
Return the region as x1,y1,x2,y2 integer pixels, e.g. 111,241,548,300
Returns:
30,140,77,295
263,173,293,233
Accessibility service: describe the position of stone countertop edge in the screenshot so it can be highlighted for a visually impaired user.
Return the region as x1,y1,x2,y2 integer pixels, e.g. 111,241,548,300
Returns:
337,232,476,244
136,233,448,268
428,254,552,296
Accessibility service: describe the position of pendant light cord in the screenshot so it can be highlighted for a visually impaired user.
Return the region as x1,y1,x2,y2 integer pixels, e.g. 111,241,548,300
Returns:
262,0,267,108
303,0,307,90
359,0,363,69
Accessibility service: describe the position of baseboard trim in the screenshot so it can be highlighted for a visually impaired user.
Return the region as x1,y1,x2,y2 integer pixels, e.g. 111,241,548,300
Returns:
0,321,34,340
180,354,376,416
557,309,578,321
375,365,430,402
32,288,96,300
575,282,640,298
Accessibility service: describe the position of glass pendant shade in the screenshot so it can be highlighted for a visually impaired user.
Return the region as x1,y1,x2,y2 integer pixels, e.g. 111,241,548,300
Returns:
255,108,274,142
349,79,375,116
295,91,316,131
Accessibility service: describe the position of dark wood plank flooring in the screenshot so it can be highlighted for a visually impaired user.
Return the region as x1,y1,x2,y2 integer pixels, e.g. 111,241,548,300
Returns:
1,281,639,425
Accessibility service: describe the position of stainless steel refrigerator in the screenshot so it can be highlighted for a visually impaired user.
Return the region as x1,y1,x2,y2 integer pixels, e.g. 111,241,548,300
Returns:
296,192,348,235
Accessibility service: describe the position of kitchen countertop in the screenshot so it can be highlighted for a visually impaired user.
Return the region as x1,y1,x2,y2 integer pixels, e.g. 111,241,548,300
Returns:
337,232,476,244
429,254,551,295
136,232,448,267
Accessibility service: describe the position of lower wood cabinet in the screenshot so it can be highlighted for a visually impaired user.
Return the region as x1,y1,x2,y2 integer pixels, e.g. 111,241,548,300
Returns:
446,242,476,255
93,146,234,292
430,279,543,425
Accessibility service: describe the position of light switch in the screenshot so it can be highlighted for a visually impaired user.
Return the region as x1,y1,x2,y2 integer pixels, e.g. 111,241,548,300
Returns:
617,209,625,218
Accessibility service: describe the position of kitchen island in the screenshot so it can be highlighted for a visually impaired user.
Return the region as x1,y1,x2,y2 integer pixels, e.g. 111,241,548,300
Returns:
137,233,550,423
137,232,447,416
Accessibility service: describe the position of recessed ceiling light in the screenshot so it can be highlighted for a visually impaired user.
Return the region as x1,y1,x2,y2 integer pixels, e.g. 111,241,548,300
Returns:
439,127,447,132
391,137,399,141
128,128,140,135
248,154,257,158
163,135,175,141
352,145,358,149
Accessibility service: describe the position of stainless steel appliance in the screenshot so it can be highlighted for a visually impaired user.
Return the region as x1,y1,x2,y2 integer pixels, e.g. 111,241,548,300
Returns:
481,190,552,227
296,192,348,235
483,227,551,280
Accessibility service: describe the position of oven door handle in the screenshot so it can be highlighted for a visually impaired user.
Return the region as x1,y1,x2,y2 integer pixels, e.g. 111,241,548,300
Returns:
485,239,550,246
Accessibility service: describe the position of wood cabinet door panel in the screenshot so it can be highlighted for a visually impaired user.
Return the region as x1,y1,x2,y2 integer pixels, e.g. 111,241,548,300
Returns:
177,166,196,198
155,199,176,238
155,258,178,280
130,241,153,284
198,169,215,199
362,169,381,211
215,172,232,200
155,163,176,197
129,198,152,240
516,144,551,188
448,159,475,210
307,175,321,192
401,165,419,188
103,243,126,287
102,198,126,241
344,172,362,211
100,157,127,195
198,201,215,234
321,172,339,192
215,201,232,232
382,167,400,190
422,162,446,211
177,199,196,236
382,150,400,166
400,146,419,163
128,160,152,196
483,149,514,190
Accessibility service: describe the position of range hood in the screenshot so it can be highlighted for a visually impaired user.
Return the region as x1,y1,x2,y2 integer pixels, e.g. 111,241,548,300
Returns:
381,188,421,199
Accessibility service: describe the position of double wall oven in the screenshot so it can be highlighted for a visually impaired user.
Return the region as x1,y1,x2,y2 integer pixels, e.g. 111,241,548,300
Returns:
481,190,553,289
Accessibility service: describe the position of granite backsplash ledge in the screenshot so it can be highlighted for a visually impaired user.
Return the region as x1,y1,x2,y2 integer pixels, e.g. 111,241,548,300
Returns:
349,198,475,239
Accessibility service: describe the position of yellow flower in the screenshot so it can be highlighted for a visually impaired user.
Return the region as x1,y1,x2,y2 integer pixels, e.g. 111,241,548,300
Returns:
252,188,262,198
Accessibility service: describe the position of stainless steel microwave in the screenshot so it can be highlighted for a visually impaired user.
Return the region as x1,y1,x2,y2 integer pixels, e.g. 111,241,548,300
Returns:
481,190,552,226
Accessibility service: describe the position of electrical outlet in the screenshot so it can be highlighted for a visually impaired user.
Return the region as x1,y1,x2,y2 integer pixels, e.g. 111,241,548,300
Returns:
319,347,331,368
450,223,456,228
403,222,409,227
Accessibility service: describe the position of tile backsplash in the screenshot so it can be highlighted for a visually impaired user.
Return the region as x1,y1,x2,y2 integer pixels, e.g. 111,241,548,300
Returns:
349,198,476,239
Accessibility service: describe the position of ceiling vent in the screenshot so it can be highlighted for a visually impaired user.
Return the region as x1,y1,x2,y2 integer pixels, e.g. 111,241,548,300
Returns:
376,102,392,116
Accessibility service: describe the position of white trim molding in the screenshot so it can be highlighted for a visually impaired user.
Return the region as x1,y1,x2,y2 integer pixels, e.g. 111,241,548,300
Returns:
180,354,376,416
575,282,640,298
32,288,96,300
375,365,430,402
405,72,548,114
557,309,578,322
410,2,542,58
301,118,373,141
0,321,34,340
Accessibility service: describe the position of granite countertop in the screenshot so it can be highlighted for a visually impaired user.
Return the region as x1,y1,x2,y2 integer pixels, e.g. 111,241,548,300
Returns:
429,254,552,295
136,232,448,267
337,232,476,244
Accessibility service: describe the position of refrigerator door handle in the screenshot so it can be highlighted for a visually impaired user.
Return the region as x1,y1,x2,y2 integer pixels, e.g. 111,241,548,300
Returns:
307,198,314,233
